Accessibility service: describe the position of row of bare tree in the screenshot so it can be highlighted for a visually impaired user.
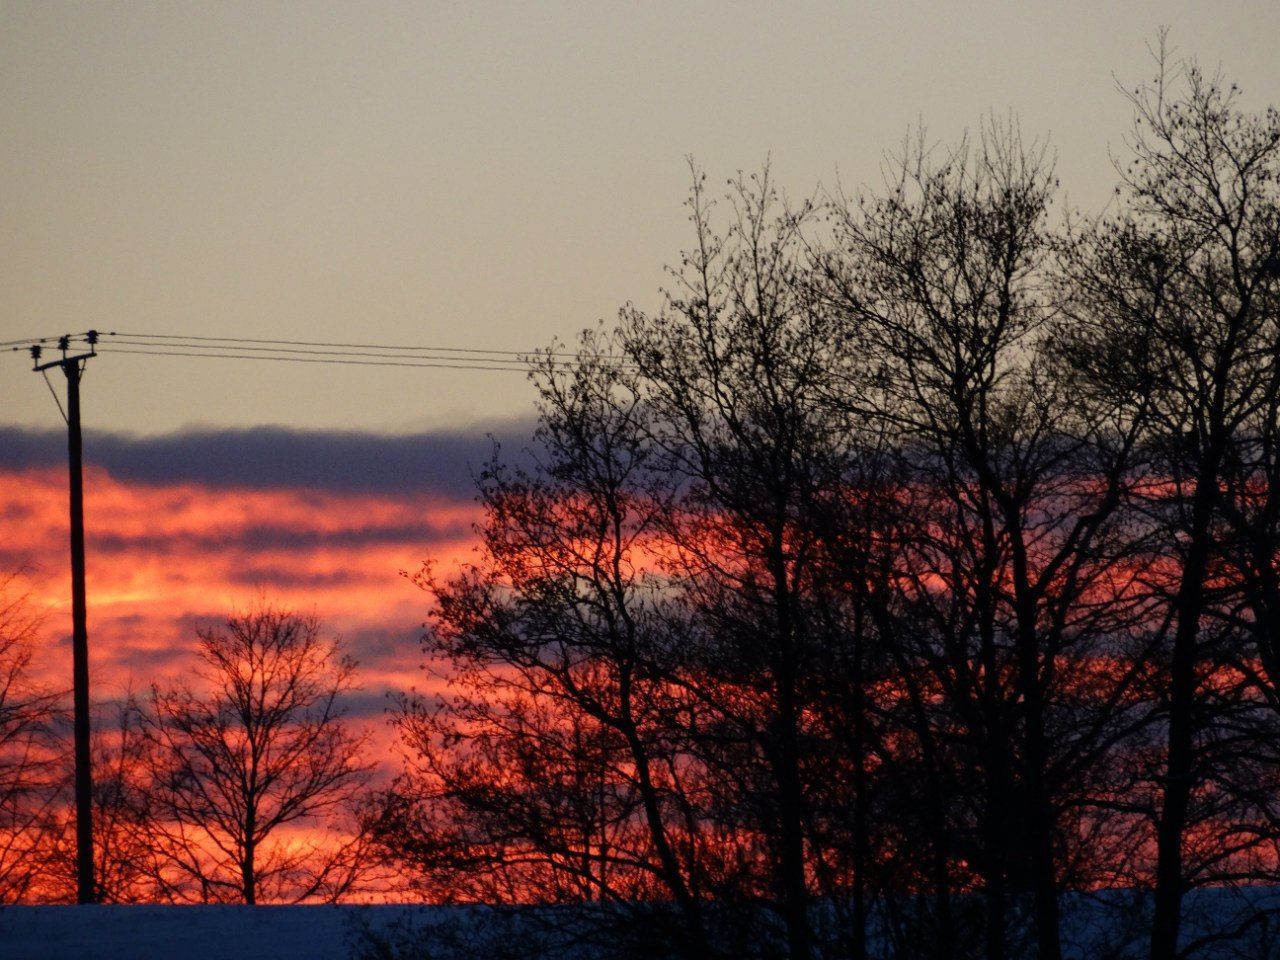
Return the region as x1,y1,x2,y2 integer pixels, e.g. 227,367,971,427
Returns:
0,597,373,905
369,50,1280,960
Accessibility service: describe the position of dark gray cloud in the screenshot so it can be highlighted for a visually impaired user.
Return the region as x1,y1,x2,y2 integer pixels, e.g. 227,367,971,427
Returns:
88,518,471,559
340,690,401,722
92,614,427,693
338,622,422,658
220,565,386,590
0,421,539,497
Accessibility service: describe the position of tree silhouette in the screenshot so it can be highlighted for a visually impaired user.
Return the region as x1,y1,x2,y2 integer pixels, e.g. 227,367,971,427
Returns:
141,603,372,903
375,45,1280,960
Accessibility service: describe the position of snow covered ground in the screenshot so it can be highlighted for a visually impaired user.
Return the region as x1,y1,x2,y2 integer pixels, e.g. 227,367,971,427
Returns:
4,890,1280,960
0,904,423,960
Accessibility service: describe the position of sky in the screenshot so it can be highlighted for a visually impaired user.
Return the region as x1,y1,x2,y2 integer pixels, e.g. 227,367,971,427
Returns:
4,2,1280,435
2,1,1279,771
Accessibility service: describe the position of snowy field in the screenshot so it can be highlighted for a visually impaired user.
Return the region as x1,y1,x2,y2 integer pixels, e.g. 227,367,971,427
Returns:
0,905,424,960
5,890,1280,960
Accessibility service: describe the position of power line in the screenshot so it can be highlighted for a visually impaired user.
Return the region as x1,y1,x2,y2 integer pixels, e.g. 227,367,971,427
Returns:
99,339,540,366
2,333,87,349
95,347,563,373
103,331,625,361
11,330,638,373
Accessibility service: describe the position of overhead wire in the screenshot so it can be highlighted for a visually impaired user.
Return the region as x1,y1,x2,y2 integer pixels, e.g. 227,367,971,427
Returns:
7,330,638,373
99,339,542,366
92,347,555,373
103,331,627,362
3,333,89,349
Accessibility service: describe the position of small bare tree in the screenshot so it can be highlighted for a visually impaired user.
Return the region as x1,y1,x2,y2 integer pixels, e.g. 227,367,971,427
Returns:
141,603,373,903
45,693,159,903
91,696,158,902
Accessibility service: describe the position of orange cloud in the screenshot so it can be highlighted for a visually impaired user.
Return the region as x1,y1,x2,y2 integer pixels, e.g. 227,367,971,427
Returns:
0,465,478,769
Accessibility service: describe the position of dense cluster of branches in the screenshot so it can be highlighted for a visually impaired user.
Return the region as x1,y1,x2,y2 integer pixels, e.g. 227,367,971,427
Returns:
373,52,1280,960
0,600,374,904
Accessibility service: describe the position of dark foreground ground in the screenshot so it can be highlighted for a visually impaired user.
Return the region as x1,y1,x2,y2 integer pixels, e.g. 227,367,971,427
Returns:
5,890,1280,960
0,904,404,960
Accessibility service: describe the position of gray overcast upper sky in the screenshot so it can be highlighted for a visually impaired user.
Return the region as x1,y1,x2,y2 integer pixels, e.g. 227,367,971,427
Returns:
3,1,1277,437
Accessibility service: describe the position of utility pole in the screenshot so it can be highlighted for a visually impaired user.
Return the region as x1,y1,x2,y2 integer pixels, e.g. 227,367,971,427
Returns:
31,331,98,904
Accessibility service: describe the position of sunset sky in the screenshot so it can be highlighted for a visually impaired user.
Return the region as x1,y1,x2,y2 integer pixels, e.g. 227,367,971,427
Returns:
0,425,519,770
3,1,1280,764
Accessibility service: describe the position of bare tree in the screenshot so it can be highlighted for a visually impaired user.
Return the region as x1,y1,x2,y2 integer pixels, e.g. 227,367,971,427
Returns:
141,603,373,903
380,170,872,959
621,165,860,960
44,693,163,903
817,118,1158,960
1061,38,1280,960
90,696,158,902
379,334,724,956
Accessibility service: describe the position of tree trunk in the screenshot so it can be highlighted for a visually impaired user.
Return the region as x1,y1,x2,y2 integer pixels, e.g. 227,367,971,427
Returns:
851,599,869,960
241,835,256,906
982,744,1009,960
1149,481,1215,960
1009,534,1062,960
